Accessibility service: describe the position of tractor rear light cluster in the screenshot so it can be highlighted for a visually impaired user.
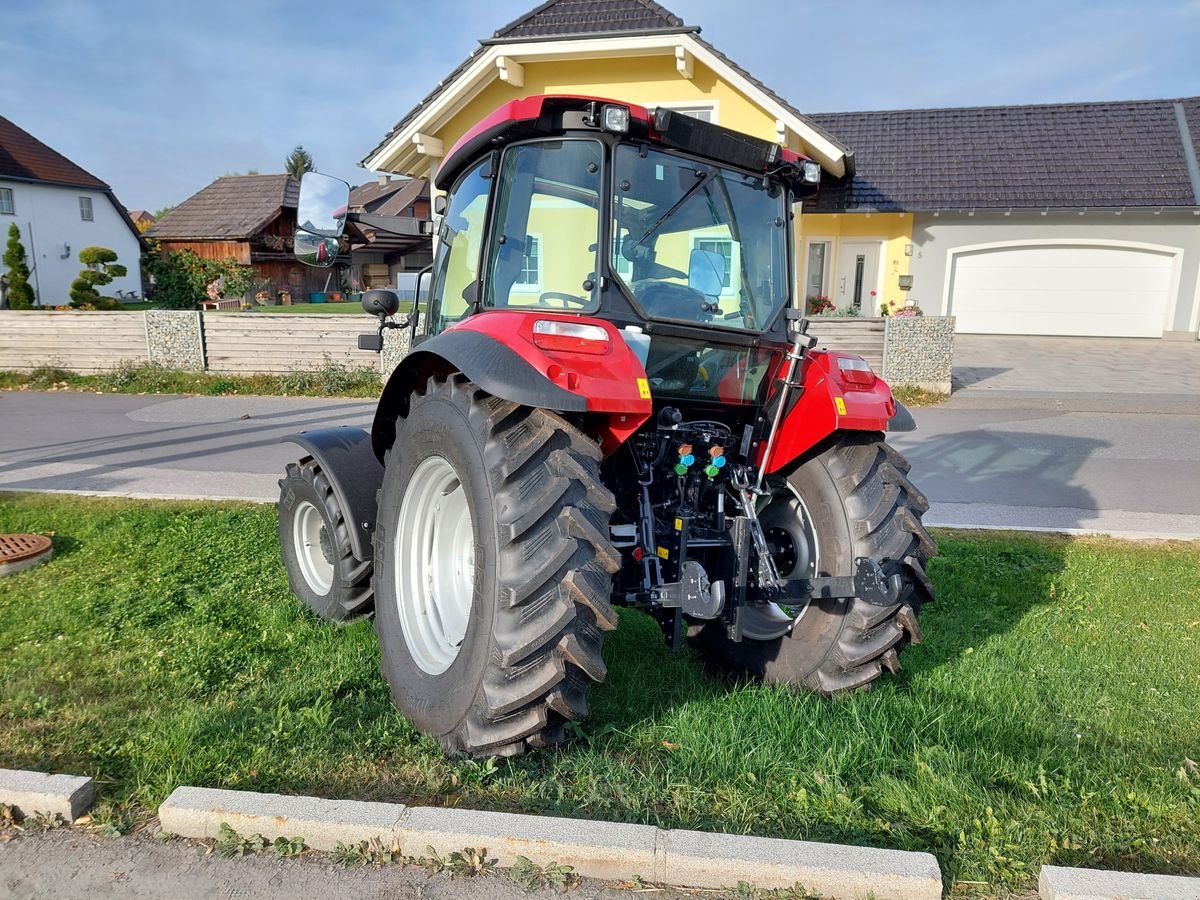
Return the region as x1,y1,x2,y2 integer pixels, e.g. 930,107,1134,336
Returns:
531,319,611,355
834,355,877,388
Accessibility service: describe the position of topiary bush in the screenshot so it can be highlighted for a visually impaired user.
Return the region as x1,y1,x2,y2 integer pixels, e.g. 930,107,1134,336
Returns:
69,246,127,308
3,223,36,309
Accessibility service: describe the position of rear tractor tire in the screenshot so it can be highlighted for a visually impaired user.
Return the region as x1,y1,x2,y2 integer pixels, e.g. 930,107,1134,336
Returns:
278,457,374,622
373,375,619,758
694,433,935,693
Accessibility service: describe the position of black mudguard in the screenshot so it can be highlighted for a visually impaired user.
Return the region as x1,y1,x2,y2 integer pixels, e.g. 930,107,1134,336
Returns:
371,329,587,460
280,427,383,562
887,400,917,433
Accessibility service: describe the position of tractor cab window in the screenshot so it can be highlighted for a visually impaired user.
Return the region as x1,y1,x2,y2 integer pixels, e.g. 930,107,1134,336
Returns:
611,144,789,333
484,140,602,313
427,159,492,335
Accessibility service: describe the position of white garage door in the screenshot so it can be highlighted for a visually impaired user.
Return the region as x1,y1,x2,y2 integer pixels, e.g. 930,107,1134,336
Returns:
948,243,1174,337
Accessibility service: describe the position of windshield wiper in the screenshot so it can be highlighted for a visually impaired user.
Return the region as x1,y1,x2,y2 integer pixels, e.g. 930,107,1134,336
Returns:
630,168,713,249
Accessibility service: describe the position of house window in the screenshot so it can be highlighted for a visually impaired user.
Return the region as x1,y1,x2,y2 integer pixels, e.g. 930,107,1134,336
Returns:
79,196,94,221
692,236,735,295
0,187,13,215
515,235,542,290
805,241,830,300
662,104,715,123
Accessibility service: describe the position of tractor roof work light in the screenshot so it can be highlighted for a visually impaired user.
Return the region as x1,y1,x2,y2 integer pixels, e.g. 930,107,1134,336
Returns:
802,161,822,184
601,104,630,134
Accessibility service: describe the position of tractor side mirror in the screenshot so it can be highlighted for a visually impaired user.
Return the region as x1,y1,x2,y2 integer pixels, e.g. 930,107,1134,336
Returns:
296,172,350,237
362,289,400,318
294,231,340,268
688,248,725,297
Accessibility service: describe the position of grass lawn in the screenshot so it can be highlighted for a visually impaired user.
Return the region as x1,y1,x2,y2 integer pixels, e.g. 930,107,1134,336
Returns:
0,494,1197,894
0,363,382,398
211,301,415,315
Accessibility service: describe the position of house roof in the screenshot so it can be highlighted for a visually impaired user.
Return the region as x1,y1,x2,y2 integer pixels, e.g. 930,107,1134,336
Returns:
805,96,1200,212
146,175,299,241
128,209,156,223
0,115,109,190
487,0,693,42
360,0,848,173
350,177,429,216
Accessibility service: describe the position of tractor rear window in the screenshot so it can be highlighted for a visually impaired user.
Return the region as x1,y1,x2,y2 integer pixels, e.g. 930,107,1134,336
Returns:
611,144,789,333
484,140,602,313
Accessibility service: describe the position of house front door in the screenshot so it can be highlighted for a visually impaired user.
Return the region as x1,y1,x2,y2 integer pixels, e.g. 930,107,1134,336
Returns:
834,241,881,313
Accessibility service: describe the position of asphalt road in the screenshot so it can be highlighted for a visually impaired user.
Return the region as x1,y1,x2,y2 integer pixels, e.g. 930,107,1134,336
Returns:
2,388,1198,538
0,828,683,899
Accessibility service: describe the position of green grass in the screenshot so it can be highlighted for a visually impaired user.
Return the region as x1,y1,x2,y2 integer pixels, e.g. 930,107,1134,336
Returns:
892,385,949,408
213,301,415,315
0,362,382,398
0,493,1197,894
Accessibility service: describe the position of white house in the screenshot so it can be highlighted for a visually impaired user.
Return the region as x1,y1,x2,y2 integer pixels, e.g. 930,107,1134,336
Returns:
1,115,142,305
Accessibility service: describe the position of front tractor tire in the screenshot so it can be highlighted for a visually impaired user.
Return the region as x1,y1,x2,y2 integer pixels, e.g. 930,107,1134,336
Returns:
373,375,619,758
696,433,935,693
278,458,374,622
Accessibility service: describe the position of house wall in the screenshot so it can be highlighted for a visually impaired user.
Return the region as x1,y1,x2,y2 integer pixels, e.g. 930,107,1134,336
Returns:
434,54,783,174
908,211,1200,336
0,180,142,305
796,212,915,312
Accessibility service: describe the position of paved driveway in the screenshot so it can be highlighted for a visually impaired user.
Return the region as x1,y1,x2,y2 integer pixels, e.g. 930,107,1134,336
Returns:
953,334,1200,394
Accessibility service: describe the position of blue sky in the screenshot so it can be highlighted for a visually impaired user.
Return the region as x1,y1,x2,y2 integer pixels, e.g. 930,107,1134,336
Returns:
3,0,1198,211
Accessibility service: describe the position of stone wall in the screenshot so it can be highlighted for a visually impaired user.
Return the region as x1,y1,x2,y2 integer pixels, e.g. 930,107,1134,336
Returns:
381,326,413,381
882,316,954,393
145,310,205,371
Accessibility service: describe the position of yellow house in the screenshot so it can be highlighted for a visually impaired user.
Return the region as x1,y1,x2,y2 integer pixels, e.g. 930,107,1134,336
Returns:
360,0,911,314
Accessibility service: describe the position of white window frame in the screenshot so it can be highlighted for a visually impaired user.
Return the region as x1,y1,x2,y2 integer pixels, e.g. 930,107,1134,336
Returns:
78,196,94,221
691,235,737,297
0,187,13,215
652,100,719,125
514,233,542,291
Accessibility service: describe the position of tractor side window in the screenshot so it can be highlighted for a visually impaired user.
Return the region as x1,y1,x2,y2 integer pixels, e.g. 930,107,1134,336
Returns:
484,140,602,313
426,159,492,336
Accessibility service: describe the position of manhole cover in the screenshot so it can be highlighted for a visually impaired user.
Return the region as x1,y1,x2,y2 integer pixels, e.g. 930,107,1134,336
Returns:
0,534,53,576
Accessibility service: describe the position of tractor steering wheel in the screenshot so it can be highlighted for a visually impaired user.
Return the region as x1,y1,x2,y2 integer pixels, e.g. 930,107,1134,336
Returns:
538,292,590,310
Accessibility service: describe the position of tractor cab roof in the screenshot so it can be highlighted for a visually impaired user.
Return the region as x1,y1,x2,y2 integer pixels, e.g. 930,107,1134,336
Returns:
435,94,814,196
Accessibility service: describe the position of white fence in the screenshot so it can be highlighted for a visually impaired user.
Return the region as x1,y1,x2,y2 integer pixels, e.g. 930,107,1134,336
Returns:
0,310,147,373
202,314,374,373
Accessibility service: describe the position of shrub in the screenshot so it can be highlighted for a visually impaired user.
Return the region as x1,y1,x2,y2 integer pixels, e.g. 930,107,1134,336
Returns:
3,223,35,309
69,246,127,308
142,241,255,309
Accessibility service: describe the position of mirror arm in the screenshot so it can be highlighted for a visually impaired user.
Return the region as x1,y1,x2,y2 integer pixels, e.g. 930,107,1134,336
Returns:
344,212,431,237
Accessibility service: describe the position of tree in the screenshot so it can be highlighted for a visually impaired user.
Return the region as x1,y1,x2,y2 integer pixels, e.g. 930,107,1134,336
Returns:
153,204,175,219
69,246,127,308
3,223,35,309
284,145,314,179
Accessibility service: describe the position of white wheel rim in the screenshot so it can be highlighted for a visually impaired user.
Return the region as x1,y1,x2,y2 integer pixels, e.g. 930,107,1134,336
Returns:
743,485,820,641
395,455,475,675
293,500,334,595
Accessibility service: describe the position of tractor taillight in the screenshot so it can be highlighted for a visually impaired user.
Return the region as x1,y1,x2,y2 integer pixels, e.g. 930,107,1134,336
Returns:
532,319,611,355
834,355,877,388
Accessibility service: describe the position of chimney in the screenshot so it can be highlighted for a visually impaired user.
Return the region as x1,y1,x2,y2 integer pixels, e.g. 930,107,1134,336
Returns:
377,174,391,187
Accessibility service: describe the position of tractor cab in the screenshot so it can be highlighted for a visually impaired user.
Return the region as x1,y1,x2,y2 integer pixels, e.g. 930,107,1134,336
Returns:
296,96,822,408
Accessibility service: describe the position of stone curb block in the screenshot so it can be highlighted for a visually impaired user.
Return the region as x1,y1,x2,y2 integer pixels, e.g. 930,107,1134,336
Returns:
1040,864,1200,899
661,828,942,899
158,787,406,852
159,786,942,897
0,768,95,822
398,806,660,882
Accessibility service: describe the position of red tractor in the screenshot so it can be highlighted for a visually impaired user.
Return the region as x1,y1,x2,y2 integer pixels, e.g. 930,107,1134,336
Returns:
278,96,934,758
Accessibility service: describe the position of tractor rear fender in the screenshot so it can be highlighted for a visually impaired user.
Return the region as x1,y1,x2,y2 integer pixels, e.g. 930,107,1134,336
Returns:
760,350,911,474
372,310,652,460
280,427,383,562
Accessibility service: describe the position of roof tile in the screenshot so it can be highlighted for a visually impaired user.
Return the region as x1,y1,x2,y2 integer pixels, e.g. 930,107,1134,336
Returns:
146,175,298,241
0,115,108,190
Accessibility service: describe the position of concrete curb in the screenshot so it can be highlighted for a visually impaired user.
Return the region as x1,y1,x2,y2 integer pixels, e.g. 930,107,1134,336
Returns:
0,768,95,822
159,786,943,899
1039,864,1200,899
